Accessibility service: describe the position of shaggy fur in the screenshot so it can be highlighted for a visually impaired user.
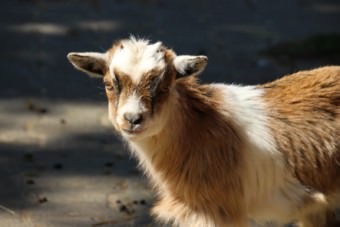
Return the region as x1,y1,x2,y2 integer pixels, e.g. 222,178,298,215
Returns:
67,37,339,227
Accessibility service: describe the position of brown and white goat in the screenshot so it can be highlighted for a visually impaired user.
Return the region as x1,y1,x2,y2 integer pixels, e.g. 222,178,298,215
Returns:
67,37,340,227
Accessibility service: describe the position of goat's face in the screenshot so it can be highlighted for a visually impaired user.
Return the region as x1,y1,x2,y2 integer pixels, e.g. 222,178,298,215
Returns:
67,37,208,140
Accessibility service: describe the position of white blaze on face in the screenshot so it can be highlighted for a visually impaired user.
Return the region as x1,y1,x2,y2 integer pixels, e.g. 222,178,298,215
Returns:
110,37,166,84
116,92,146,126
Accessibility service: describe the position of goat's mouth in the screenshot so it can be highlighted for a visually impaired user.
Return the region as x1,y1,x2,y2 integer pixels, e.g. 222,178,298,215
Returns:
121,125,144,136
122,128,142,134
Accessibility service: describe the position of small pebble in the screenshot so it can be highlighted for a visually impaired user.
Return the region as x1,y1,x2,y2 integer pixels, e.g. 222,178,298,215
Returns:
37,107,48,114
23,153,34,162
119,205,127,212
60,119,66,124
53,163,63,170
26,101,48,114
26,179,35,185
38,197,48,204
116,200,121,204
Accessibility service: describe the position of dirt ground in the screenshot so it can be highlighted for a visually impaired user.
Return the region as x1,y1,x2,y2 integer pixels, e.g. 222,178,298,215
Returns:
0,0,339,226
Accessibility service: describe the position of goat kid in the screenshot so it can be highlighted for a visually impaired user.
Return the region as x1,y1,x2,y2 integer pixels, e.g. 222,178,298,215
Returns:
67,37,340,227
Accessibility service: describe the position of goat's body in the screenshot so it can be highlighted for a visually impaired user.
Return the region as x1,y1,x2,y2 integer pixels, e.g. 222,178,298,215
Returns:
67,39,339,227
128,67,340,226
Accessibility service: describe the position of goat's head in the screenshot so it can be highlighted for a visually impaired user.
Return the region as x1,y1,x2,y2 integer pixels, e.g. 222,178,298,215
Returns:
67,37,208,140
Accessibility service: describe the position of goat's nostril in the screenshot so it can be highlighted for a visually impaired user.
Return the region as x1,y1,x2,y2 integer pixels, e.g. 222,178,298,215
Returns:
123,113,143,125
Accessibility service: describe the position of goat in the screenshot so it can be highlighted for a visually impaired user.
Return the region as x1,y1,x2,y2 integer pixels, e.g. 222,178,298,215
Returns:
67,37,340,227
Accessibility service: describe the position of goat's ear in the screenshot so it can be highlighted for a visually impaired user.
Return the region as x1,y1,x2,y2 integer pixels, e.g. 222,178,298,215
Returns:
173,55,208,79
67,52,108,78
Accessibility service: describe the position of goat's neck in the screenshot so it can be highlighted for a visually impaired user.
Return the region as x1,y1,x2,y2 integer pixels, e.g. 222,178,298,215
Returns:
128,82,242,192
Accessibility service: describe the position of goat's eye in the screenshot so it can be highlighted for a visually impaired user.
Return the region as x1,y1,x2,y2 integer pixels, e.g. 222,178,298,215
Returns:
104,78,121,94
104,82,114,91
106,85,114,91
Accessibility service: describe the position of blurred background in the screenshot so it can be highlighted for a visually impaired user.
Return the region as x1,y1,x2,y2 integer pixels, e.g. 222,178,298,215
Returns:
0,0,339,226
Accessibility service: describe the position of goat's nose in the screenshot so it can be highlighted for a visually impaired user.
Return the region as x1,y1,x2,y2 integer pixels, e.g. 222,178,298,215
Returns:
123,113,143,125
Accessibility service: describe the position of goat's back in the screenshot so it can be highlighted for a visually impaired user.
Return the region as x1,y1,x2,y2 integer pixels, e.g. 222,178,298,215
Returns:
261,66,340,194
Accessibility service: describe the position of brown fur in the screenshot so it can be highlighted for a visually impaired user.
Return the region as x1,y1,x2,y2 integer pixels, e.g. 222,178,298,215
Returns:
261,66,340,226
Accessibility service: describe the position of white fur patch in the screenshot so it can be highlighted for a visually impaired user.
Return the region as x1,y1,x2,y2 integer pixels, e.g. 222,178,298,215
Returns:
110,37,166,84
117,92,146,126
217,84,276,153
